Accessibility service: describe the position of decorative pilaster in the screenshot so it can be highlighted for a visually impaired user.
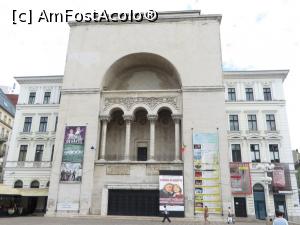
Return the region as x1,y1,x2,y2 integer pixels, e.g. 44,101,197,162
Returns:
99,115,110,160
147,114,158,161
172,114,182,161
123,115,134,161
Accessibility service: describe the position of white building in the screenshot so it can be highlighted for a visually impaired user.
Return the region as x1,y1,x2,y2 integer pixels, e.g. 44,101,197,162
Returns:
1,76,62,214
0,10,299,220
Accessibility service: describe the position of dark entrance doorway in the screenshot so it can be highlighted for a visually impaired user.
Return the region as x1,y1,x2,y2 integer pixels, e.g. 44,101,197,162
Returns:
253,183,267,220
234,197,247,217
274,194,288,220
137,147,147,161
108,189,159,216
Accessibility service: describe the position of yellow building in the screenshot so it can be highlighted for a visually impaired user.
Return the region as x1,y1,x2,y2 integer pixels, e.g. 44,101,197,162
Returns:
0,88,16,182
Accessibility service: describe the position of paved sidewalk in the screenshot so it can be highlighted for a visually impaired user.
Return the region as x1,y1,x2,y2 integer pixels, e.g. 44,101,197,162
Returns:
0,216,266,225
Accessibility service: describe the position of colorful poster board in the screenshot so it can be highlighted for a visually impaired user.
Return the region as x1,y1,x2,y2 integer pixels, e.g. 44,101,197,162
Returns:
159,170,184,217
230,162,252,195
60,126,86,182
193,133,222,214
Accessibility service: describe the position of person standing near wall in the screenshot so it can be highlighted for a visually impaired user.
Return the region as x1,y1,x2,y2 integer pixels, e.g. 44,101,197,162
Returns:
204,206,209,224
162,205,171,223
273,211,288,225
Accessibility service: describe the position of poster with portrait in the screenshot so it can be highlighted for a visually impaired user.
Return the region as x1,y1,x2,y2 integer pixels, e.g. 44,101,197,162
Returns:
159,170,184,217
60,126,86,183
230,162,252,195
193,132,222,214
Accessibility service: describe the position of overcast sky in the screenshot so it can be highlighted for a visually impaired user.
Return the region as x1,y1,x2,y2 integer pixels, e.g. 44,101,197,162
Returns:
1,0,299,150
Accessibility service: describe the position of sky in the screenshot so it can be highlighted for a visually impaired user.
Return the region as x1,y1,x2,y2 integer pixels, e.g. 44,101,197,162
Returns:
0,0,299,150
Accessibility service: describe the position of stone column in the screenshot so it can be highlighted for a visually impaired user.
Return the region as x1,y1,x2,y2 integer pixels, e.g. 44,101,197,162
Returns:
99,115,110,160
147,114,158,161
123,115,133,161
172,114,182,161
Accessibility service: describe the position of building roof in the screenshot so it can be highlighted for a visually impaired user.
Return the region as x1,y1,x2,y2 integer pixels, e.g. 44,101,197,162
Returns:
0,89,16,116
14,75,63,84
6,94,19,107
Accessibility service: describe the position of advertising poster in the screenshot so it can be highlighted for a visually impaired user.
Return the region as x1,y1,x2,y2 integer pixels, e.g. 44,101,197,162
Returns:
159,170,184,217
60,126,86,183
193,133,222,214
268,163,292,192
230,162,252,195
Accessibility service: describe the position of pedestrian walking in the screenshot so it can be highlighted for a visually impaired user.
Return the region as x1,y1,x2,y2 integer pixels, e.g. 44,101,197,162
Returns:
204,206,210,224
227,207,234,224
273,211,288,225
162,205,171,223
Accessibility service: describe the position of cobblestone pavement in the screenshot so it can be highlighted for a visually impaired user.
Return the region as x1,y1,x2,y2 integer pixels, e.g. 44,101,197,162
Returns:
0,216,266,225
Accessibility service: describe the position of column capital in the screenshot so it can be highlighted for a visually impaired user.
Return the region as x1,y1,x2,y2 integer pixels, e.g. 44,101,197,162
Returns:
172,114,182,121
99,115,111,122
147,114,158,121
123,115,134,121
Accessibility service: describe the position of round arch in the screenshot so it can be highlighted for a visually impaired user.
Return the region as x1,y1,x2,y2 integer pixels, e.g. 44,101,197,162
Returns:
102,52,182,91
14,180,23,188
30,180,40,188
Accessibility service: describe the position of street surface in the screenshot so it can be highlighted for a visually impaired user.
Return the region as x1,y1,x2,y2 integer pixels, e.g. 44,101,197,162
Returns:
0,216,267,225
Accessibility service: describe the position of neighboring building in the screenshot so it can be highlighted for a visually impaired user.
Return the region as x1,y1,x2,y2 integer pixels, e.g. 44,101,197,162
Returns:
0,89,16,182
6,94,19,107
1,10,299,220
1,76,62,214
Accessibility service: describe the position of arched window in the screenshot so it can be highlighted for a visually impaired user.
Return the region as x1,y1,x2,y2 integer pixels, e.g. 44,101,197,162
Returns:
46,181,50,188
253,183,264,192
30,180,39,188
14,180,23,188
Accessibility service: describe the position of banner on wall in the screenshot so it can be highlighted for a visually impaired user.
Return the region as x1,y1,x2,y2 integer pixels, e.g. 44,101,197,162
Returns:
268,163,292,192
159,170,184,217
230,162,252,195
193,133,222,214
60,126,86,183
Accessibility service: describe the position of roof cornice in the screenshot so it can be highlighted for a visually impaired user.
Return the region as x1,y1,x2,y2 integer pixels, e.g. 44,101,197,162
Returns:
223,70,289,81
14,75,64,84
69,10,222,27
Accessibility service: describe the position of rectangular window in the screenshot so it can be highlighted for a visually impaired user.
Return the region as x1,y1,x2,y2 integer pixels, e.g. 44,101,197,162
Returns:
229,115,239,131
39,117,48,132
228,88,236,101
245,88,254,101
269,144,280,163
43,92,51,104
28,92,36,104
232,144,242,162
137,147,147,161
266,114,276,131
54,116,58,132
248,114,258,131
250,144,261,162
51,145,55,161
23,117,32,132
18,145,28,161
263,88,272,101
34,145,44,162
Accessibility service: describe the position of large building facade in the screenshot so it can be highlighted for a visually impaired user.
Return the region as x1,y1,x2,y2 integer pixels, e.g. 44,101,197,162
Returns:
1,10,299,220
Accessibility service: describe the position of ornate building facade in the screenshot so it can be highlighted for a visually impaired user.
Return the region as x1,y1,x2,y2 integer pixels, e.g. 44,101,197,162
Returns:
1,10,299,220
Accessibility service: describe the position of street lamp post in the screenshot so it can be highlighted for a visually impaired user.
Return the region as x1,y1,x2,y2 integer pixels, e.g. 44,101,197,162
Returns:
257,163,275,220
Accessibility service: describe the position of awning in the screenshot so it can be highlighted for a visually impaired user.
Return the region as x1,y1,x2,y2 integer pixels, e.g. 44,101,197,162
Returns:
0,184,48,196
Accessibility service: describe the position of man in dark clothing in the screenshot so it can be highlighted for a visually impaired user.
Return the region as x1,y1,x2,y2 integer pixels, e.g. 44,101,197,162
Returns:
162,205,171,223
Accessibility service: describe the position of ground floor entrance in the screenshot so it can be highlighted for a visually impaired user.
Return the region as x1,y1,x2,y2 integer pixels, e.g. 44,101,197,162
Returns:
274,194,288,220
234,197,247,217
107,189,159,216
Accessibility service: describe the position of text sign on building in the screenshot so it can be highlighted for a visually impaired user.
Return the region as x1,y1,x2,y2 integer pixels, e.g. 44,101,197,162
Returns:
159,170,184,217
60,126,86,183
193,133,222,214
230,162,252,195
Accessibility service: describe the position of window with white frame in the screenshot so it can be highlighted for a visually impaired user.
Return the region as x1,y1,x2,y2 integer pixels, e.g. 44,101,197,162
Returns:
248,114,257,131
245,88,254,101
250,144,261,162
43,92,51,104
229,115,239,131
18,145,28,161
228,88,236,101
269,144,280,163
231,144,242,162
34,145,44,162
39,117,48,132
263,88,272,101
23,117,32,132
266,114,276,131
